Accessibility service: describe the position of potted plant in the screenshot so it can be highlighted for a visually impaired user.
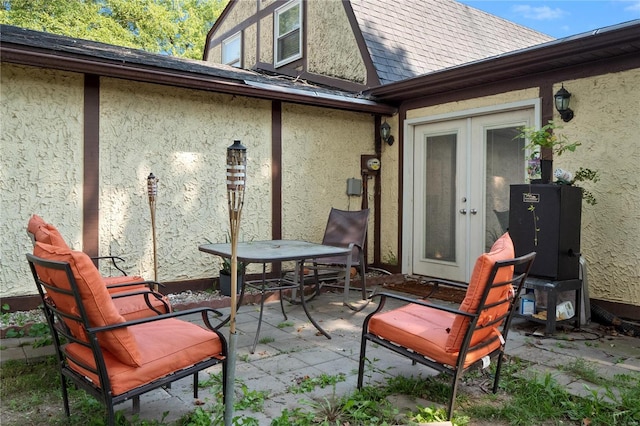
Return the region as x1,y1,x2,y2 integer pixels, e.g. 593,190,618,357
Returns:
517,120,599,205
219,257,245,296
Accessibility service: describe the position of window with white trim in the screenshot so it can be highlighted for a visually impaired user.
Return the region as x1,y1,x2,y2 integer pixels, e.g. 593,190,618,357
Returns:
222,32,241,67
274,0,302,67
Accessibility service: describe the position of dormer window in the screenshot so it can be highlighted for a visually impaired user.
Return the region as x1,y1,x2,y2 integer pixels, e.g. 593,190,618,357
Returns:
222,32,242,67
274,0,302,67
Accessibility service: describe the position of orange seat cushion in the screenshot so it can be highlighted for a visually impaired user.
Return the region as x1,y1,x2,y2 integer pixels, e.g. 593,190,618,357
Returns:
33,242,142,367
65,318,224,396
368,303,502,369
445,233,515,352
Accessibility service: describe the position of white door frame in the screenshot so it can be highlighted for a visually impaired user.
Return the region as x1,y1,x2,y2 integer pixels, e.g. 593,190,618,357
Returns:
401,99,541,277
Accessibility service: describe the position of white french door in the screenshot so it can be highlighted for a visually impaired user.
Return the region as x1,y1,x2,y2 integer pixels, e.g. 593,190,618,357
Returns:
410,108,534,282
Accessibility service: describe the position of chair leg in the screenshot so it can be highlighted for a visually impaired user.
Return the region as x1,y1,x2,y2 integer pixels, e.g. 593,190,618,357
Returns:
107,400,116,426
132,395,140,413
60,373,71,418
193,372,199,399
357,335,368,389
360,252,367,300
447,370,464,420
493,352,505,393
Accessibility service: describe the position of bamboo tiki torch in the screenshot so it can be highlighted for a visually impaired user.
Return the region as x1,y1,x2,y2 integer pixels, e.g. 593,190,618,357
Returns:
224,140,247,426
147,173,159,291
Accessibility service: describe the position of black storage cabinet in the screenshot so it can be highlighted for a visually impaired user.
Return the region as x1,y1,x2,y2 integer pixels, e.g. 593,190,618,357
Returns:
509,184,582,280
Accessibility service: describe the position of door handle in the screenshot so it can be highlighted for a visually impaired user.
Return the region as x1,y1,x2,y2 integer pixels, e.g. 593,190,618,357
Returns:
470,209,478,215
459,209,467,215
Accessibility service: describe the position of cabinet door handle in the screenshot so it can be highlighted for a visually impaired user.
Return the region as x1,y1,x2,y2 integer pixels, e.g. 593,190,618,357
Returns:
459,209,467,214
470,209,478,215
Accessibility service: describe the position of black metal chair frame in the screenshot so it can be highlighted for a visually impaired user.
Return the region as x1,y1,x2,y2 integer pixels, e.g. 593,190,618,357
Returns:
26,253,227,425
358,252,536,420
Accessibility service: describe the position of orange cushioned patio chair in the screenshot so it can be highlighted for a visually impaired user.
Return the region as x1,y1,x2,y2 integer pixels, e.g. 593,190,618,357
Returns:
357,233,535,420
27,242,227,426
27,214,171,320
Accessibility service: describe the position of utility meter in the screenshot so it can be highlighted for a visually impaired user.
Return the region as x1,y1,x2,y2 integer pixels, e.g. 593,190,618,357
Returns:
366,157,381,171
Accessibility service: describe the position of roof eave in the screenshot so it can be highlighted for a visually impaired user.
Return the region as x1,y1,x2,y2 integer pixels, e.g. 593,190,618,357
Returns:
367,20,640,102
1,42,396,116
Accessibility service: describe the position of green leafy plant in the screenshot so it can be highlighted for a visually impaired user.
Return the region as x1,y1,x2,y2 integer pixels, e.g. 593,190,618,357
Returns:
517,120,599,205
519,120,581,159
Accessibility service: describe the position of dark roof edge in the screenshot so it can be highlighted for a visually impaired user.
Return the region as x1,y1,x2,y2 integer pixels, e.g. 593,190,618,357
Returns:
367,20,640,100
0,25,396,115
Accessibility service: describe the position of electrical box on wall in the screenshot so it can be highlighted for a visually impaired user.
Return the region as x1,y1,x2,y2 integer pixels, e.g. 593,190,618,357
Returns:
346,178,362,196
361,154,381,175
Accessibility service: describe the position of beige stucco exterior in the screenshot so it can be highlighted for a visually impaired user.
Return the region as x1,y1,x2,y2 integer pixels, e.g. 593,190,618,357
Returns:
1,64,85,297
306,1,366,83
551,69,640,305
98,78,273,282
281,103,375,260
0,64,376,297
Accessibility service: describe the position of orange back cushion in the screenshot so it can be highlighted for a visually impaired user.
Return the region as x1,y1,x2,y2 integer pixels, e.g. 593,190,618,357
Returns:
28,215,70,250
27,214,46,236
445,233,515,352
33,242,141,367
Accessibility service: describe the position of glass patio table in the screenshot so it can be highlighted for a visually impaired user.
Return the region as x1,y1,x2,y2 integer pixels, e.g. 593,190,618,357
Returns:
198,240,353,352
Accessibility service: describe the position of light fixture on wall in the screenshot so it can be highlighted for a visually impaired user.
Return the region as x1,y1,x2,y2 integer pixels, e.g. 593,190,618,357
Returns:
554,84,574,122
380,120,395,146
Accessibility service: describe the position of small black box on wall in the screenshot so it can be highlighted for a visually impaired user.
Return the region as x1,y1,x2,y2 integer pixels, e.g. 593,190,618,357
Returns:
509,184,582,280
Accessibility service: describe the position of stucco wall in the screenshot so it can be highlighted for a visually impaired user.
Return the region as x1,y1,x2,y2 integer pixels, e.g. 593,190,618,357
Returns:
307,1,366,83
214,0,257,36
99,78,273,282
259,12,274,65
551,69,640,305
281,103,375,261
379,116,400,265
406,88,540,120
0,64,84,297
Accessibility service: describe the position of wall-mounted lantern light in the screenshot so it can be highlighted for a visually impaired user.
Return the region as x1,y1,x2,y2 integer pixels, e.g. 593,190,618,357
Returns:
380,120,395,146
554,84,574,122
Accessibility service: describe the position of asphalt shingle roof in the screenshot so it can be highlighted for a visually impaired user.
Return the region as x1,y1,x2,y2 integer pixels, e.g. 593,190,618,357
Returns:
350,0,554,84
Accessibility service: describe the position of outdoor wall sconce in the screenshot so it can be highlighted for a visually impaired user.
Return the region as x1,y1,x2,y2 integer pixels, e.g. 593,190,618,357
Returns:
554,84,574,122
380,120,395,146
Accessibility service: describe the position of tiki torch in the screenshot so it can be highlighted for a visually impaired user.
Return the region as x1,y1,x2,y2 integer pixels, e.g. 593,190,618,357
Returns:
147,173,159,290
224,140,246,426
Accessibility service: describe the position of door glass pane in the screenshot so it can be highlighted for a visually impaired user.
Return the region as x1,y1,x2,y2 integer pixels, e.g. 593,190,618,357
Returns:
485,127,525,251
425,134,456,261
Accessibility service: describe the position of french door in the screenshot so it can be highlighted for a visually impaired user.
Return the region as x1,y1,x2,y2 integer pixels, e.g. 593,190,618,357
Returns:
411,109,534,282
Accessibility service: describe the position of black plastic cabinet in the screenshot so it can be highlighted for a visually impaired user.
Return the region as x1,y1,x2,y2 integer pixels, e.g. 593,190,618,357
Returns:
509,184,582,280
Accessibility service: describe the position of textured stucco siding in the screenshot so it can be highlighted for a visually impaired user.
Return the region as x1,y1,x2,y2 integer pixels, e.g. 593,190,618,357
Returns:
99,78,273,282
551,70,640,305
379,116,400,265
0,64,84,297
406,88,540,120
307,1,366,83
214,0,257,36
244,23,258,69
259,14,274,64
281,103,375,260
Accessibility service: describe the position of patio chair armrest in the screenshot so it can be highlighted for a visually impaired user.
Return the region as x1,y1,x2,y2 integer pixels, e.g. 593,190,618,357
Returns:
105,280,166,290
87,307,225,333
91,255,128,275
370,291,475,318
427,278,469,290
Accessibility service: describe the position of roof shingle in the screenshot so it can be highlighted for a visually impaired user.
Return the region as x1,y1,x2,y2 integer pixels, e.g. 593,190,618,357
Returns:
350,0,554,84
